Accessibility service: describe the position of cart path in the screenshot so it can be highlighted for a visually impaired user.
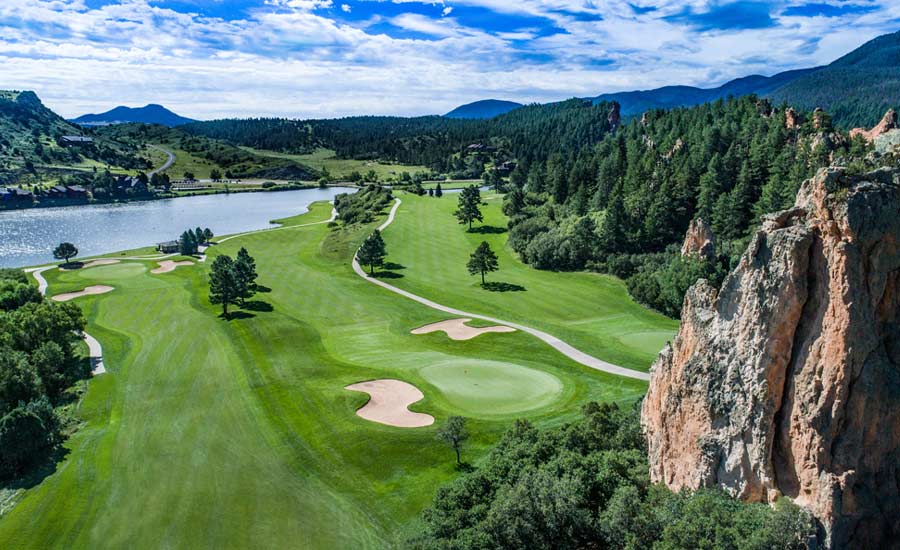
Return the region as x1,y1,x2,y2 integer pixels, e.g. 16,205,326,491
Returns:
351,198,650,382
148,144,175,176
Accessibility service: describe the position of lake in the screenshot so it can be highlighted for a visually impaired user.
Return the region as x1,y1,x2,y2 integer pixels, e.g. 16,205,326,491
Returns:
0,188,353,268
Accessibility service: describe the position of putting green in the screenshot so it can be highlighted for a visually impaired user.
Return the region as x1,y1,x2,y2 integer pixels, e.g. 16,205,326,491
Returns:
78,262,147,281
617,331,674,355
420,359,564,416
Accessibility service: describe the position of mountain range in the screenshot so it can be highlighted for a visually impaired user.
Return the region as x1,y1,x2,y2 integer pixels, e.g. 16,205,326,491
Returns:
444,99,524,119
71,104,195,127
444,29,900,128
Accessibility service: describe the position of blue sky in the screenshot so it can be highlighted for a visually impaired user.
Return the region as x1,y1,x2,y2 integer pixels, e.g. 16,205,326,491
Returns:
0,1,897,119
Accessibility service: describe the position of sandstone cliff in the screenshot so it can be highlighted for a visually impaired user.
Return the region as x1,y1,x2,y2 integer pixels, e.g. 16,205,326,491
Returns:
642,167,900,549
680,218,716,260
850,109,897,142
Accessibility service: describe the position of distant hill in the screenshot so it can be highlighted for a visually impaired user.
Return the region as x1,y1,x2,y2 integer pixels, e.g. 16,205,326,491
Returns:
444,99,523,119
591,67,821,118
72,104,196,127
0,90,145,184
768,30,900,128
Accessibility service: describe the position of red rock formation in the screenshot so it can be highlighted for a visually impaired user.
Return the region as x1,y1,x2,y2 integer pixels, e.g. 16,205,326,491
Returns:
680,218,716,260
607,102,621,130
850,109,898,142
813,107,826,130
786,107,802,130
642,167,900,549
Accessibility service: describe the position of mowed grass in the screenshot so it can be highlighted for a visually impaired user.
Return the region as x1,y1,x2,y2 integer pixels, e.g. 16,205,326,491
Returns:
382,191,679,371
246,147,428,180
0,201,649,549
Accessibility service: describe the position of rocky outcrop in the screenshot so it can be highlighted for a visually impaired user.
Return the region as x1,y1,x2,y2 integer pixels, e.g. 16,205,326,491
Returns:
786,107,802,130
850,109,898,143
642,167,900,549
812,107,826,130
607,102,621,130
680,218,716,259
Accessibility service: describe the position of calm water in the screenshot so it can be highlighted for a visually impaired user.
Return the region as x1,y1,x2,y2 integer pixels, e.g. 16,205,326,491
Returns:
0,188,353,268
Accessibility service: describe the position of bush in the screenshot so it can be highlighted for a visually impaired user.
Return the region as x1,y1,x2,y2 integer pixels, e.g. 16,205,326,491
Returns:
261,181,276,189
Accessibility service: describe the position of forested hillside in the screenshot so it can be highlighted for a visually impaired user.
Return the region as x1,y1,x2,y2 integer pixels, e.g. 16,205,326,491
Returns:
0,91,147,185
768,30,900,128
503,97,870,316
182,99,617,174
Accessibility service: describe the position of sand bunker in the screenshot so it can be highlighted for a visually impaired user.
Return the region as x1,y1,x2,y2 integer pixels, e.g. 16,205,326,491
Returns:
412,318,516,341
151,260,194,274
345,379,434,428
60,259,121,271
52,285,114,302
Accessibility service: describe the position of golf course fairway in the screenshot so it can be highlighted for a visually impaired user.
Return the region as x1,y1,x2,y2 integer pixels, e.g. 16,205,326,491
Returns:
0,196,675,549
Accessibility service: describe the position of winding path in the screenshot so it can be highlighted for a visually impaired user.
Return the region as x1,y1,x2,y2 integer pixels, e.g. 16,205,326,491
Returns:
148,144,175,176
352,199,651,382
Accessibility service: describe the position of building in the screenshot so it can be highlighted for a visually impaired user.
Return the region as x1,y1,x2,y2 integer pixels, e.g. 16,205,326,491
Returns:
157,241,180,253
61,136,94,146
66,185,88,199
48,185,68,199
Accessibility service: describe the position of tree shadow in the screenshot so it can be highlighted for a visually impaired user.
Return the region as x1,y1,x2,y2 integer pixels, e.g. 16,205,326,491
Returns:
373,271,404,279
222,311,255,320
61,261,84,269
467,225,507,235
241,300,274,312
455,462,475,473
382,262,406,271
482,281,526,292
255,285,272,293
2,445,71,492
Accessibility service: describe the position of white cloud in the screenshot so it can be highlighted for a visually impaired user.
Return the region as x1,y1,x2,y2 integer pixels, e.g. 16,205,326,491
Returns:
342,4,351,12
0,0,896,119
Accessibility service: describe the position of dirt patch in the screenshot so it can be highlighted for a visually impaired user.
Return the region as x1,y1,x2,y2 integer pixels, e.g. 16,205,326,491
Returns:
345,379,434,428
60,259,121,271
151,260,194,274
51,285,114,302
412,318,516,341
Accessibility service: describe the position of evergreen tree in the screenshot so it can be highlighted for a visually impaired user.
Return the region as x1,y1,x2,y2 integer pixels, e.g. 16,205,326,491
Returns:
233,248,258,305
356,230,387,275
435,182,443,197
179,231,196,256
454,185,483,230
208,255,239,317
467,241,499,285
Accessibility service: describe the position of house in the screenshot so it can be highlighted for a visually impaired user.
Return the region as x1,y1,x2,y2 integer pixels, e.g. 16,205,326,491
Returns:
496,161,518,175
66,185,88,199
7,187,33,203
114,176,147,193
0,188,13,203
48,185,68,199
157,241,180,253
61,136,94,146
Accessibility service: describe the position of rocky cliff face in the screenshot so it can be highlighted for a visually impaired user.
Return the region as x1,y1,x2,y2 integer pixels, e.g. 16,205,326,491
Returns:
680,218,716,259
642,167,900,549
607,102,621,130
850,109,897,142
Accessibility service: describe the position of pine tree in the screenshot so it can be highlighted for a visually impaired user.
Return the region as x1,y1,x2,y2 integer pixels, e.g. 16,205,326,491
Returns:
233,248,258,305
467,241,499,285
435,183,443,198
357,230,387,275
208,255,239,317
454,185,483,230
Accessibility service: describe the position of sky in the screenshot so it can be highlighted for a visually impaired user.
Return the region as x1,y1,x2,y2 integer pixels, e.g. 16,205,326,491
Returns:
0,0,897,119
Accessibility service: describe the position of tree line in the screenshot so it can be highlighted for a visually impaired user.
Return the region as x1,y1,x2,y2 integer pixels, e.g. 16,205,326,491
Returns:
410,402,814,550
0,268,90,480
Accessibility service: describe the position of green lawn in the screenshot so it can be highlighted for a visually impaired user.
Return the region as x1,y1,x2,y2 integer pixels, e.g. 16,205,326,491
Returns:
381,191,679,371
246,147,429,180
0,198,661,549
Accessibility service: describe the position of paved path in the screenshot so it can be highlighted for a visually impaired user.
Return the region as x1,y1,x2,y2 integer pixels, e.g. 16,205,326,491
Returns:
147,144,175,176
29,266,106,376
352,199,650,381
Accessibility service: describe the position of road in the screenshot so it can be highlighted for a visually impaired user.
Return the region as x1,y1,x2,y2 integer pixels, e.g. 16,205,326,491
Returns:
351,199,651,382
147,144,175,176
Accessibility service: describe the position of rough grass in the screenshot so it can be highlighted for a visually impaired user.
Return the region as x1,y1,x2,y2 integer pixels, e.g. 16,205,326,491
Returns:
0,200,653,549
